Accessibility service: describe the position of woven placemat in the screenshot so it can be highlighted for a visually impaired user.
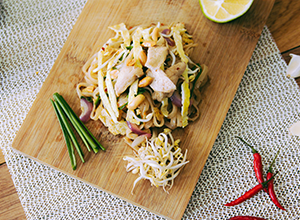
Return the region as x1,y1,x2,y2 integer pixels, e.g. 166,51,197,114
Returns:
1,0,299,219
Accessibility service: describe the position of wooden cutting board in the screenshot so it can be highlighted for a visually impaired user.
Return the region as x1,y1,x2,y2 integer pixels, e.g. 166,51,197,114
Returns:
12,0,275,219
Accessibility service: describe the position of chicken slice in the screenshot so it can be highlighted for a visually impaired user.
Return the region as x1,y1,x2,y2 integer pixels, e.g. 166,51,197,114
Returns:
147,62,186,102
145,46,168,69
115,64,144,96
165,62,186,85
147,68,176,93
146,68,176,102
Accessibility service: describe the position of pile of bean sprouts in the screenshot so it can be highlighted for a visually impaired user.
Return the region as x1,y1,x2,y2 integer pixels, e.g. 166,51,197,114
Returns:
123,129,189,193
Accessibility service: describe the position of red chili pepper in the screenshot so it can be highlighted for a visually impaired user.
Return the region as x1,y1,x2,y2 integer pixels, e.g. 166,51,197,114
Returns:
236,137,267,193
267,150,286,211
229,216,267,220
224,172,278,206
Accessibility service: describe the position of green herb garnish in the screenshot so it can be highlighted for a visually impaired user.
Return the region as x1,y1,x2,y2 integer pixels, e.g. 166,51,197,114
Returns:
137,87,146,95
81,96,93,103
126,45,133,50
118,103,128,110
94,95,101,108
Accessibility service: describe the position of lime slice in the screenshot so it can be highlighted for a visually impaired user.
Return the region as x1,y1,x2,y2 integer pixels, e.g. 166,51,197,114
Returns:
199,0,254,23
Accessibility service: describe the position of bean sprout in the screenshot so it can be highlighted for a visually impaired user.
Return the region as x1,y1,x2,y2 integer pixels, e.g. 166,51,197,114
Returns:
123,129,189,194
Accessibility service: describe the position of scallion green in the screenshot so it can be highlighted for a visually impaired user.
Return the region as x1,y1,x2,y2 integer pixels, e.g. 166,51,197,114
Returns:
53,93,105,152
50,93,105,170
50,99,77,170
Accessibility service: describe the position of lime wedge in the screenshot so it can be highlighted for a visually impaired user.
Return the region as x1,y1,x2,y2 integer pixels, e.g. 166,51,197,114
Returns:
199,0,254,23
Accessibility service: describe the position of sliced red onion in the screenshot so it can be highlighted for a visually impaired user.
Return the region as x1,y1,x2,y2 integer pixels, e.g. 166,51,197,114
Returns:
161,29,175,46
170,91,182,107
165,37,175,46
161,29,171,35
126,121,151,138
79,98,93,123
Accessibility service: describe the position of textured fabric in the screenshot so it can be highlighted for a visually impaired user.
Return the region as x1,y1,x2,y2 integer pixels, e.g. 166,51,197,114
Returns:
1,1,299,219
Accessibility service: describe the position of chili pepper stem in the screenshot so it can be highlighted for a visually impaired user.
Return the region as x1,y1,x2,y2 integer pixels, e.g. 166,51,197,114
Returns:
236,136,267,192
261,171,278,188
267,149,280,173
236,136,258,154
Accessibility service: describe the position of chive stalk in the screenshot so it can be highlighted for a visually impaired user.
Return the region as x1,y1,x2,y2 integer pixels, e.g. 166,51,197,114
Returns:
51,99,85,163
72,120,92,152
53,93,105,152
50,99,77,170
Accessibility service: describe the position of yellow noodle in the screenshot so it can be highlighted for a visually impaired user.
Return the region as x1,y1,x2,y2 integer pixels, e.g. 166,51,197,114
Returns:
76,22,208,146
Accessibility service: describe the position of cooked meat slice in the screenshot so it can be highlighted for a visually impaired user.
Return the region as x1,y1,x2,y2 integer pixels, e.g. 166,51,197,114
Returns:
114,64,144,96
147,68,176,93
147,62,187,102
165,62,186,84
145,46,168,69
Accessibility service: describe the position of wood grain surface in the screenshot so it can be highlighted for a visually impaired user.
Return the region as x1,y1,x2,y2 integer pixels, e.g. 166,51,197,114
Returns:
0,164,25,220
10,1,275,219
4,0,300,219
266,0,300,53
0,150,5,165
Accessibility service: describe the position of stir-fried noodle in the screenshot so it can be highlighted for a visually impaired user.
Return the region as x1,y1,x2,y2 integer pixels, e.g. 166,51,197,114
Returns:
77,22,208,191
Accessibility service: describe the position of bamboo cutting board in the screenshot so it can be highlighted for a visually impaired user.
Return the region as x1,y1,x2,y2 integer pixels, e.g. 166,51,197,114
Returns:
12,0,275,219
